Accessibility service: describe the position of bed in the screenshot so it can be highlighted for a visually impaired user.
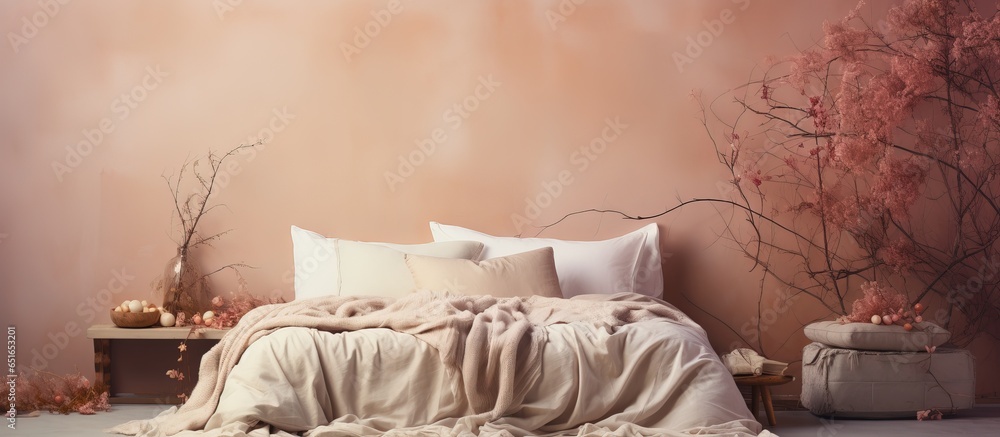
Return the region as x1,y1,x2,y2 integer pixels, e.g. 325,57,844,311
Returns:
108,223,771,437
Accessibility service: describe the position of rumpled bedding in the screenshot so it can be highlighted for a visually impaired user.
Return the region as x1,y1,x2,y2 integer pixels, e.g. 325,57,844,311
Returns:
108,291,770,436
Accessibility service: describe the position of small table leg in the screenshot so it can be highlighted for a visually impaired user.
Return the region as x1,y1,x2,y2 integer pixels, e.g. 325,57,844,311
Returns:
93,339,111,389
762,386,777,426
750,385,761,420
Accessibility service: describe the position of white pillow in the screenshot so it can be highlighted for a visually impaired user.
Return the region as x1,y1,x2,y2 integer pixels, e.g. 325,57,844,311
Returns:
290,225,484,300
405,247,563,298
428,222,663,298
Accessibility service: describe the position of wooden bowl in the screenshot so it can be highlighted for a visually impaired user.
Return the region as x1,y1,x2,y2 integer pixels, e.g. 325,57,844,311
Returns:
110,309,160,328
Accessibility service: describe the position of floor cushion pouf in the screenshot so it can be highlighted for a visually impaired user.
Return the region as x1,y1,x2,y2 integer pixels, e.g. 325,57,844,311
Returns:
801,342,975,418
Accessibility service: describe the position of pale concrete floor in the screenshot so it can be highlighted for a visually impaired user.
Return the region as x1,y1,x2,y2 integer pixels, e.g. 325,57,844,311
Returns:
765,404,1000,437
6,404,999,436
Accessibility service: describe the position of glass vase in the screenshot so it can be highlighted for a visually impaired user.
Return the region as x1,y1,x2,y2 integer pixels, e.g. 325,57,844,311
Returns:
161,247,204,316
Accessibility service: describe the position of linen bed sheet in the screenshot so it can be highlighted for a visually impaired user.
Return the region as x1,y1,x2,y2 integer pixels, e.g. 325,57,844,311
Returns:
109,292,771,437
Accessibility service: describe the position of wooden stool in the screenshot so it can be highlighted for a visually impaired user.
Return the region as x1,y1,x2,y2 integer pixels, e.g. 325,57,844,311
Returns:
733,374,795,426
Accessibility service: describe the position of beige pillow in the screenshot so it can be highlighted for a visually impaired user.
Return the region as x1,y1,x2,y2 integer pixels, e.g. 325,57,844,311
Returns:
337,240,485,298
404,247,563,298
290,225,485,300
804,320,951,352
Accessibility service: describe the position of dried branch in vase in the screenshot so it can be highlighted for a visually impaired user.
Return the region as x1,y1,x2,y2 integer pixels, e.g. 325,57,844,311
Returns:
157,140,262,316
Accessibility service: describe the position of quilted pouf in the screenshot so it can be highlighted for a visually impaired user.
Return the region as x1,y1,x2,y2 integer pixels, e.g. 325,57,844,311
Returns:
800,342,975,418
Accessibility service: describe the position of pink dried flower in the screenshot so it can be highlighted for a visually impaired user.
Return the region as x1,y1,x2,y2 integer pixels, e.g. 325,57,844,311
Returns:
917,408,943,421
212,296,224,307
842,281,910,323
954,12,1000,63
70,374,90,392
878,239,919,274
807,96,831,134
783,155,799,170
887,0,954,36
77,402,95,415
788,50,826,92
14,371,109,415
980,94,1000,127
739,164,771,189
891,55,936,98
958,145,987,172
95,392,110,412
813,191,882,233
824,19,869,63
871,157,927,218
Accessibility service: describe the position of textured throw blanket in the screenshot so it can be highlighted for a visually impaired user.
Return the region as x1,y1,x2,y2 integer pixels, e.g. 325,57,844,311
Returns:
109,291,691,436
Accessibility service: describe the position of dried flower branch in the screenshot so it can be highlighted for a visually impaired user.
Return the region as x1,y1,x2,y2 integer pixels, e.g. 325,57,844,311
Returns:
13,370,110,415
167,273,283,402
159,140,262,315
166,326,202,403
536,0,1000,353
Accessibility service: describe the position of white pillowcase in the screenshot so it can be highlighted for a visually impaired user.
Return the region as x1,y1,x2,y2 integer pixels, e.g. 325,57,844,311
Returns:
428,222,663,298
290,225,484,300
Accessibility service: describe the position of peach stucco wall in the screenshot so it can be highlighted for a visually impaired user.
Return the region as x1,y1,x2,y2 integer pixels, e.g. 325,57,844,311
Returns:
1,0,996,401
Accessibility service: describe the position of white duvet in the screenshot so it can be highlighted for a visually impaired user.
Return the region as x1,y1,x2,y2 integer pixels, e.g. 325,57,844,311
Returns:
110,292,772,437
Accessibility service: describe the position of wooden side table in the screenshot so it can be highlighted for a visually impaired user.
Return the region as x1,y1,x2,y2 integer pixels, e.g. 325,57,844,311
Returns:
86,325,229,404
733,374,795,426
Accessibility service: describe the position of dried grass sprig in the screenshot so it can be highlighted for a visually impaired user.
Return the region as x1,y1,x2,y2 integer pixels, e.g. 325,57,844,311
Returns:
13,370,110,415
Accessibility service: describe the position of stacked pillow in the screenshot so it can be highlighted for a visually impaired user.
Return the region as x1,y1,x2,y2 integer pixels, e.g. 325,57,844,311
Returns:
290,226,485,300
429,222,663,298
290,222,664,300
803,320,951,352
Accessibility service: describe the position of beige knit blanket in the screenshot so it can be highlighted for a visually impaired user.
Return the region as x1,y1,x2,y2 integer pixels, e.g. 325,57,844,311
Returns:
108,291,685,436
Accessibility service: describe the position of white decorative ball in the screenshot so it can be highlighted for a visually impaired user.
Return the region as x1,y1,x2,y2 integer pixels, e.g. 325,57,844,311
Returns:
128,300,143,314
160,312,176,327
871,315,882,325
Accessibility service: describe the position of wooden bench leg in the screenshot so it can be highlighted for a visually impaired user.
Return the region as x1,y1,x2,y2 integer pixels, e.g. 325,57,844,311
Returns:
762,386,776,426
94,339,111,389
750,385,761,421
